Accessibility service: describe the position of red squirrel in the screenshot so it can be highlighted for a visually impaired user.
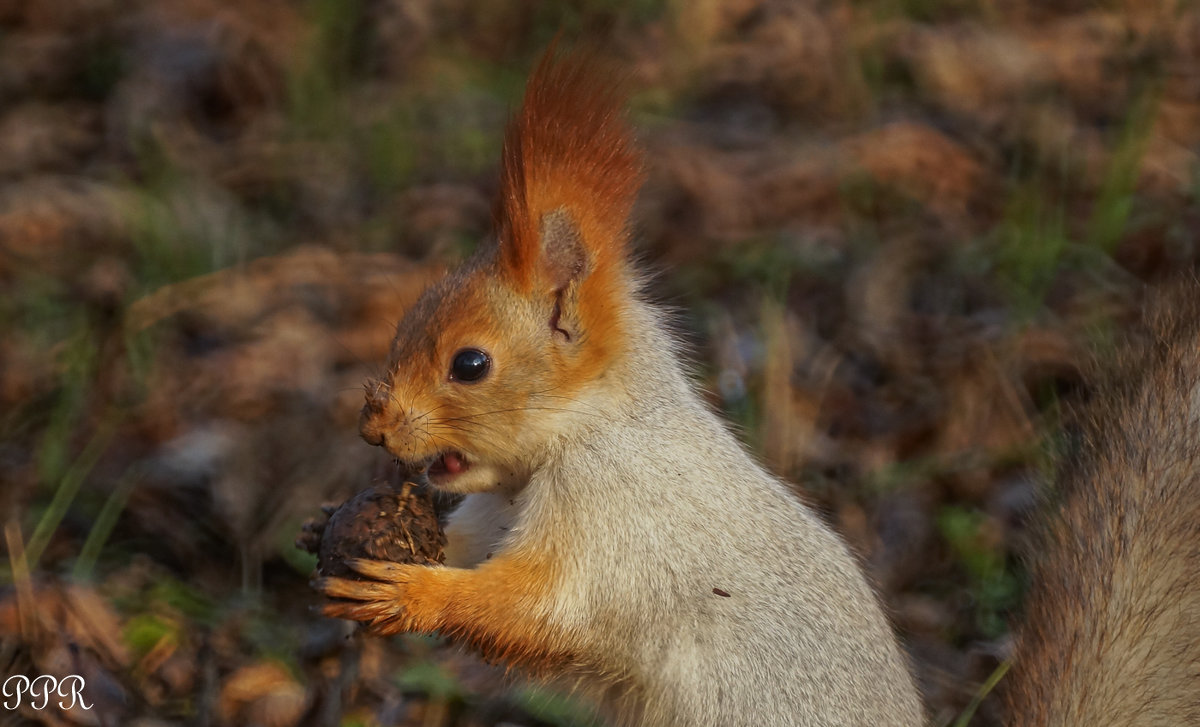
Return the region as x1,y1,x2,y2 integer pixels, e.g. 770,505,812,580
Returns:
317,48,1200,726
317,49,923,725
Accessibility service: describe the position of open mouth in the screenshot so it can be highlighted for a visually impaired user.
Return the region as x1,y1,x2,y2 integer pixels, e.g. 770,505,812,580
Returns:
426,450,470,481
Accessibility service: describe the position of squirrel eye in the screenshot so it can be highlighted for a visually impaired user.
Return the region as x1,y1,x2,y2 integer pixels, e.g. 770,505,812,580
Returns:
450,348,491,382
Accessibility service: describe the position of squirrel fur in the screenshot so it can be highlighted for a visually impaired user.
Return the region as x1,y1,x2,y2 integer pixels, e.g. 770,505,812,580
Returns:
1002,286,1200,725
318,47,1200,725
318,48,922,726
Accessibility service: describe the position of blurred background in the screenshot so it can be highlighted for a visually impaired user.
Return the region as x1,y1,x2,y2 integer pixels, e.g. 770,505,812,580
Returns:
1,0,1197,725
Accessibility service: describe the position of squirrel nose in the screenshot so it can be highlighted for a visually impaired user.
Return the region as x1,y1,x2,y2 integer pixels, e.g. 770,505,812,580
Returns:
361,426,384,447
360,379,395,446
359,405,386,446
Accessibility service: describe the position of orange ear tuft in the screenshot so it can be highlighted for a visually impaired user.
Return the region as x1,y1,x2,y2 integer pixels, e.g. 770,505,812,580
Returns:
495,46,645,293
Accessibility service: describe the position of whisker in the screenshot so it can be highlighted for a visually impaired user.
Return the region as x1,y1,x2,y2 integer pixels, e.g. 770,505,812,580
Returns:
524,383,608,418
415,430,437,459
414,402,451,421
425,432,461,455
442,406,609,421
432,423,478,436
429,415,482,427
534,393,606,417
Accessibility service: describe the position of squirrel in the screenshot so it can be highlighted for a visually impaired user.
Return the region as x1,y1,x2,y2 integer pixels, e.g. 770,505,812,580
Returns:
316,47,1200,726
316,48,923,726
1000,286,1200,725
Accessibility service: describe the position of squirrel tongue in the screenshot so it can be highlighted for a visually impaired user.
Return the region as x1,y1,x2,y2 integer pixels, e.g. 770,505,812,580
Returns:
441,452,466,474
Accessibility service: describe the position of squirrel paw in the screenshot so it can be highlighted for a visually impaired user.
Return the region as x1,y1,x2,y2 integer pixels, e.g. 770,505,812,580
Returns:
316,558,425,632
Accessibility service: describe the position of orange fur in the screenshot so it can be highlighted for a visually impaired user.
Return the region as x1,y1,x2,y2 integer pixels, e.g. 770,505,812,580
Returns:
325,46,926,726
495,47,644,293
494,48,645,389
320,552,580,674
334,48,657,694
356,49,649,475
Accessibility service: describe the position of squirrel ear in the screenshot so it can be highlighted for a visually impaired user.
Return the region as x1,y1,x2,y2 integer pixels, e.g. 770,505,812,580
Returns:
491,48,643,297
539,208,587,291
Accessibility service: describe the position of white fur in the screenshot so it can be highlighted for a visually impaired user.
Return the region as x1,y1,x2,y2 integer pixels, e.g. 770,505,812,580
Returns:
445,295,924,726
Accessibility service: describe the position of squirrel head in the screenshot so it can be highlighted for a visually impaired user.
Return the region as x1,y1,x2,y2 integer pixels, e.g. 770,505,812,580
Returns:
360,48,645,493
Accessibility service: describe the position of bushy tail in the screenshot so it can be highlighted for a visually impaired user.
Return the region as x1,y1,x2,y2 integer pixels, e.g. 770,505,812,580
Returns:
1004,280,1200,725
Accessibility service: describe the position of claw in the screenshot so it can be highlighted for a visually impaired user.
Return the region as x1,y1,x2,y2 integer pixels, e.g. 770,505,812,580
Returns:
317,576,397,600
344,558,408,580
322,599,401,628
322,601,366,622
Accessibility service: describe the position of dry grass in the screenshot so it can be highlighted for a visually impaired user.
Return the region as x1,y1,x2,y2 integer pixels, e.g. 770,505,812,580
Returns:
2,0,1199,725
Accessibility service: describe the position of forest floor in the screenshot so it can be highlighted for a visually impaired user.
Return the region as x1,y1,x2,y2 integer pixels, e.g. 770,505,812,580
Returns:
3,1,1200,725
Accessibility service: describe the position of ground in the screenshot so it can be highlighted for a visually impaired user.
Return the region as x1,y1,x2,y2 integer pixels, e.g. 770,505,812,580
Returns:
2,1,1199,725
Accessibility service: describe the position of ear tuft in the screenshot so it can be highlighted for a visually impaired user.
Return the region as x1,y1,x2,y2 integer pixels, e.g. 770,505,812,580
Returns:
494,46,644,293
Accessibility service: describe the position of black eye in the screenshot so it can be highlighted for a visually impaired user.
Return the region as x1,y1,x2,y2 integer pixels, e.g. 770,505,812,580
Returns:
450,349,491,382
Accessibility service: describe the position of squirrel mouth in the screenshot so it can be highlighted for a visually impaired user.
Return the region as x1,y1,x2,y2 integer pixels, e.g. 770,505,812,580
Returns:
427,451,469,481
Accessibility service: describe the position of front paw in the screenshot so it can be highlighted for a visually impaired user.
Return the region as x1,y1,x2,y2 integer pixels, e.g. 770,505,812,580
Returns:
315,558,425,633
